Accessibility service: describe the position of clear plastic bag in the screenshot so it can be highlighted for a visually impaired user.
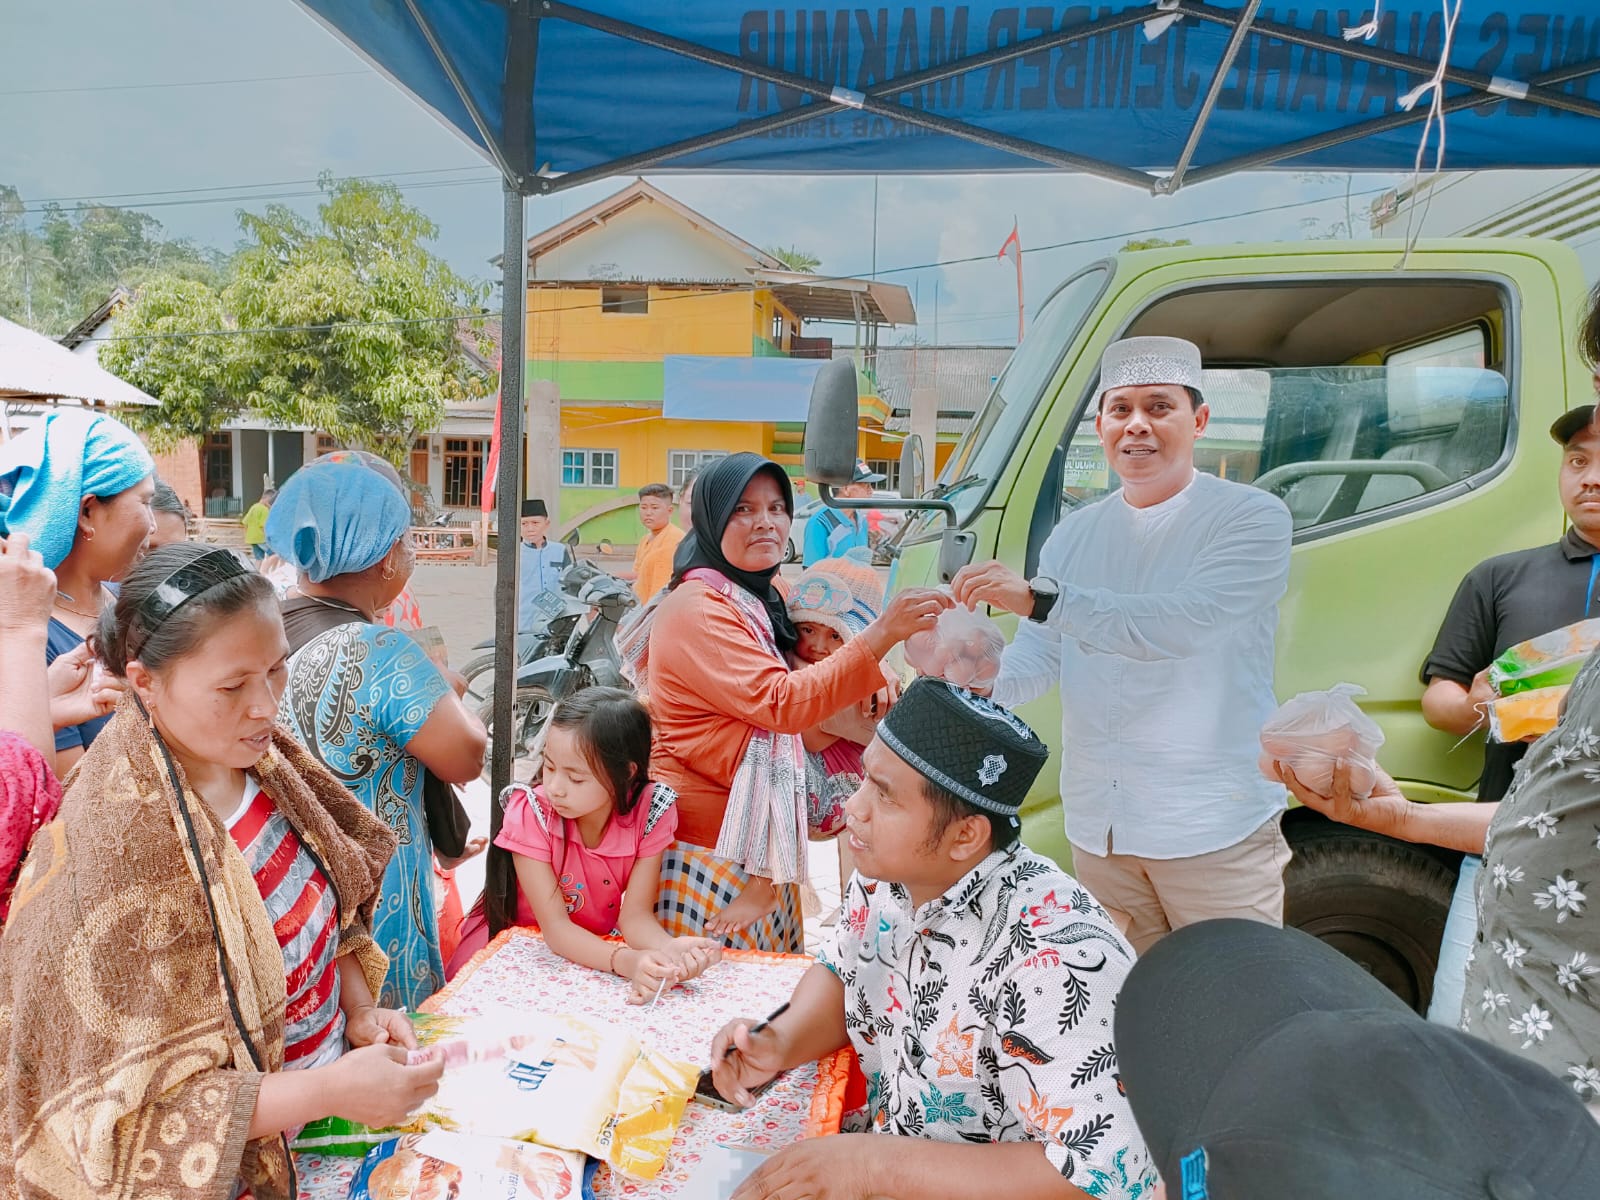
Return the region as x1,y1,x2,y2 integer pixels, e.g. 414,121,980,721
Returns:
904,600,1006,689
1258,683,1385,799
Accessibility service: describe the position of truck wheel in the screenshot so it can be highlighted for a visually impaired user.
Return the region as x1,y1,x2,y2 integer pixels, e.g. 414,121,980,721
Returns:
1283,821,1458,1015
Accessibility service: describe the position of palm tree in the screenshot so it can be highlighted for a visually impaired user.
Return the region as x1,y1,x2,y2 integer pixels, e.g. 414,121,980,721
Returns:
765,244,821,273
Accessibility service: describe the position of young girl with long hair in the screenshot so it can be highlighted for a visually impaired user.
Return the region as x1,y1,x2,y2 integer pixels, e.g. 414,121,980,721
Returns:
449,687,720,1000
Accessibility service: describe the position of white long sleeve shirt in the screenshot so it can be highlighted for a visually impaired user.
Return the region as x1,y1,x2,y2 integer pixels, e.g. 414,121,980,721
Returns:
992,471,1291,859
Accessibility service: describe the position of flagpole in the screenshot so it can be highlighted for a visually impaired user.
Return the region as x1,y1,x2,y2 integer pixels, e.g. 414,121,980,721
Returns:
1013,214,1024,345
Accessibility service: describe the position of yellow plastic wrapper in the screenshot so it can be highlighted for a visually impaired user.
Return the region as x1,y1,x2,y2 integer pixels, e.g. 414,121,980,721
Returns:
292,1011,699,1179
1488,686,1566,743
421,1011,699,1179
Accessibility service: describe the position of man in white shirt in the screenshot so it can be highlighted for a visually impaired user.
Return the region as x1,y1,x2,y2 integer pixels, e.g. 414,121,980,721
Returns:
951,336,1293,952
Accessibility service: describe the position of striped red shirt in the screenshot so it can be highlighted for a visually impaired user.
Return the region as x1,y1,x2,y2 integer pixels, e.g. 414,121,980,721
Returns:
226,778,346,1067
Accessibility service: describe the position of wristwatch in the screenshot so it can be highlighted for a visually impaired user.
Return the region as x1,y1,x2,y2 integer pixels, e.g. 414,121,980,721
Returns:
1027,576,1060,623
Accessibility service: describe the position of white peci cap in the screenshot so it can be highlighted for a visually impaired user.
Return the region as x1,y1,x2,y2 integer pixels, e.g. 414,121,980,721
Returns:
1098,336,1203,399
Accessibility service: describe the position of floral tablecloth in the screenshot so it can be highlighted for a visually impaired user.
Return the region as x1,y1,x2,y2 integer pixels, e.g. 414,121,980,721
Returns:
294,928,851,1199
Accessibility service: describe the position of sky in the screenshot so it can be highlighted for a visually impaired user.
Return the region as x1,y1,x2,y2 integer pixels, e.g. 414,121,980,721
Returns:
1,0,1575,346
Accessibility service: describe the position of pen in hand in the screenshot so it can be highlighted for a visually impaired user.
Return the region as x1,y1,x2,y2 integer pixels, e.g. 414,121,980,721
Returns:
722,1002,791,1059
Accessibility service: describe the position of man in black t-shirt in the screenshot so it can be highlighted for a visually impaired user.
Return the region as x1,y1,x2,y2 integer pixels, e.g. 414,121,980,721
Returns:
1419,402,1600,1023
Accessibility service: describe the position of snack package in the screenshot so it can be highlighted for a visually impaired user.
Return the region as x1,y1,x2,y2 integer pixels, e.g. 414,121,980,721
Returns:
348,1132,591,1200
1258,683,1385,799
295,1012,698,1179
1488,686,1565,743
904,601,1005,689
1489,618,1600,696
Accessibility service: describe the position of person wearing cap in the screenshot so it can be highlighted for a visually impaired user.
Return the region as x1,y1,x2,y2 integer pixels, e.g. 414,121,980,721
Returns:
953,335,1293,953
1116,919,1600,1200
1415,402,1600,1025
802,461,883,566
710,679,1156,1200
517,498,569,630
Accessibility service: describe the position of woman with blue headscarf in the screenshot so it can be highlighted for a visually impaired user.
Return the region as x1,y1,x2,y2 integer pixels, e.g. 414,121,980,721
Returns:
0,410,154,772
272,455,488,1008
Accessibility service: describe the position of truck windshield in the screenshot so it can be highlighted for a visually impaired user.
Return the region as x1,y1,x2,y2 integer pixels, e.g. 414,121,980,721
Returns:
935,264,1110,522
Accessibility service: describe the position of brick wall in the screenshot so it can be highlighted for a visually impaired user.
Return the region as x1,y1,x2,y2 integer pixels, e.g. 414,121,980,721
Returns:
147,439,203,516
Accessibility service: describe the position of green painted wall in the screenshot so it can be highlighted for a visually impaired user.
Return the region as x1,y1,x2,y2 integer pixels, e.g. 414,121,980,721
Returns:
526,359,664,404
556,487,642,546
752,336,787,357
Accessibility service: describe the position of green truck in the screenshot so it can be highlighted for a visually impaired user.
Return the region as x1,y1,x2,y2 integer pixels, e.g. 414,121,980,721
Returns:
831,237,1595,1011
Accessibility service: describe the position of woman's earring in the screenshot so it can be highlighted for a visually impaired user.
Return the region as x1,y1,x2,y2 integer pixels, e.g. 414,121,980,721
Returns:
81,525,95,542
381,560,396,581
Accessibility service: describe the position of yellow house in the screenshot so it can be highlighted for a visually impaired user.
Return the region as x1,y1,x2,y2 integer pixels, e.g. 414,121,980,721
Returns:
520,179,915,543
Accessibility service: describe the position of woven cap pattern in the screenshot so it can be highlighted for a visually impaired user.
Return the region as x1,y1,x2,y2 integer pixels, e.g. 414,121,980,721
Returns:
877,678,1048,820
1099,335,1202,395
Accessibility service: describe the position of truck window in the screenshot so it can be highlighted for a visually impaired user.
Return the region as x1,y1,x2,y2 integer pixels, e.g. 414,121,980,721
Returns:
1053,281,1512,538
939,264,1110,521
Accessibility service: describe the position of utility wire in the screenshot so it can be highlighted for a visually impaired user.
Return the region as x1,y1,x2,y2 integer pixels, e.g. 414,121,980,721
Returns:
15,174,501,216
72,182,1394,344
16,165,497,209
0,70,373,97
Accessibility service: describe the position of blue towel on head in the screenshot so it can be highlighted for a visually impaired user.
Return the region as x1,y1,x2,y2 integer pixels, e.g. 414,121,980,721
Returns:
266,457,410,583
0,410,153,569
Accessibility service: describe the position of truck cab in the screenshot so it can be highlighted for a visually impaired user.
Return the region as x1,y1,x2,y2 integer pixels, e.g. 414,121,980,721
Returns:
879,239,1594,1010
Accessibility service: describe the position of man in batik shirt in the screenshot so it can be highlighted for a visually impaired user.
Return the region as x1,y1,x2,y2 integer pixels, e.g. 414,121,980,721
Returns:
711,679,1156,1200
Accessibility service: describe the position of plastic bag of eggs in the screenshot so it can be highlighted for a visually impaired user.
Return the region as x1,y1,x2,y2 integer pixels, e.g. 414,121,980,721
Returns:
904,602,1006,689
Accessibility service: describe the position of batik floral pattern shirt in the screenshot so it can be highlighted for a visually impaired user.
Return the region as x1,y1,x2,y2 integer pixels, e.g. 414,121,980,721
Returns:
817,848,1157,1199
1462,651,1600,1100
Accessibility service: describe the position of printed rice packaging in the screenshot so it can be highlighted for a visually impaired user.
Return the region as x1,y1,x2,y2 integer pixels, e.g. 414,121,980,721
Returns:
296,1011,699,1179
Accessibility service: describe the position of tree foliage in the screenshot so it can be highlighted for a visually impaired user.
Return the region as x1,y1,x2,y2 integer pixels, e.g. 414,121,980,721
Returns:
98,276,242,450
225,174,492,464
764,244,821,273
0,185,222,335
91,175,493,458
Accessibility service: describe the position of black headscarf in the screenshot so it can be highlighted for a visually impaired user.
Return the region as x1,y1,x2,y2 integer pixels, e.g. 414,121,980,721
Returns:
670,452,798,653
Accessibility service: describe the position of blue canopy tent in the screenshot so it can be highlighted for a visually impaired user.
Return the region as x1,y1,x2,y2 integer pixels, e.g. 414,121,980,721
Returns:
288,0,1600,876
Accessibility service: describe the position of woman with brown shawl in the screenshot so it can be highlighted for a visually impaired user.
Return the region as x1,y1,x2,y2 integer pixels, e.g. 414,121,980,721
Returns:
0,544,444,1199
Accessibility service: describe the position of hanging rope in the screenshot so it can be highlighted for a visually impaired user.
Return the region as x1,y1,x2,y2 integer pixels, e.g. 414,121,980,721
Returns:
1396,0,1464,267
1343,2,1383,42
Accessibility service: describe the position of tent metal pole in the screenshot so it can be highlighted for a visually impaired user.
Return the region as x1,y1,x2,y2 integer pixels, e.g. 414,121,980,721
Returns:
1176,1,1600,122
489,181,526,821
401,0,522,186
534,3,1157,193
1187,57,1600,185
1156,0,1261,195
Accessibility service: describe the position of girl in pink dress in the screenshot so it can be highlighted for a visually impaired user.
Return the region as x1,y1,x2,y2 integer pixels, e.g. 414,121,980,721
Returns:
448,687,721,1001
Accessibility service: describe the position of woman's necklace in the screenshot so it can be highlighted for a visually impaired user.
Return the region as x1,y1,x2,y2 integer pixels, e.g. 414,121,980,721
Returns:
297,591,373,621
53,592,102,620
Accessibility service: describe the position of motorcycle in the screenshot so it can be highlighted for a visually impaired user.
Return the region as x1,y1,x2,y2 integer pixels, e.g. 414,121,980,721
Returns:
459,586,587,706
478,561,638,766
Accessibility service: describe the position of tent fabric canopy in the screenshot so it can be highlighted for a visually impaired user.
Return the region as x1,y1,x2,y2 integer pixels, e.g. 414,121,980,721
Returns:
287,0,1600,812
296,1,1600,196
0,316,157,409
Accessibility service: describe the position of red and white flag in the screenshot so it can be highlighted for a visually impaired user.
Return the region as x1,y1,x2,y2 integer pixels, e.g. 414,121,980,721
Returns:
480,359,503,514
997,221,1024,343
997,221,1021,266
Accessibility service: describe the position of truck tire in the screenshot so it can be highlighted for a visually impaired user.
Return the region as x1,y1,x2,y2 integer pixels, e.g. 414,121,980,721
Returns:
1283,818,1458,1015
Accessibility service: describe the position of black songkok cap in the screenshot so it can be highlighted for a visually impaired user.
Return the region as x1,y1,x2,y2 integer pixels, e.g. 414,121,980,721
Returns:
876,678,1048,825
520,499,548,518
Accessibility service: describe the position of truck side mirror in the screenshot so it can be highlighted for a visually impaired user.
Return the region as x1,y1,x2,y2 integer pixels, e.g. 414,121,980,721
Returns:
898,434,925,499
804,359,859,486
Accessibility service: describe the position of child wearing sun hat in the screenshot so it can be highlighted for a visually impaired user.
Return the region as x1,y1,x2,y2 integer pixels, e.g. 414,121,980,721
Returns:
786,550,894,839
